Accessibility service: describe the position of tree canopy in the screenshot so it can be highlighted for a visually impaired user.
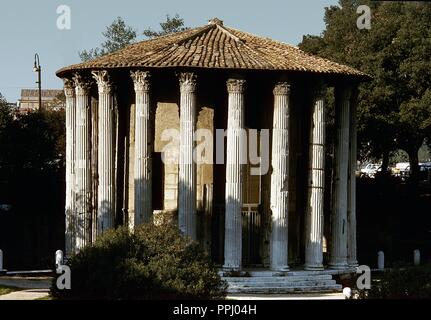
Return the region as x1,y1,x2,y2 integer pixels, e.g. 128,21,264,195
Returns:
0,93,13,133
79,17,137,61
79,14,188,62
299,0,431,179
143,14,189,38
0,94,66,269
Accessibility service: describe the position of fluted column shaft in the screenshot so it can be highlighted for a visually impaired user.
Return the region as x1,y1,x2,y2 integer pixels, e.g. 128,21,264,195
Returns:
270,82,290,272
131,71,152,225
305,85,326,271
73,73,93,250
224,78,246,271
64,78,76,256
92,71,115,236
329,86,351,269
178,73,197,240
348,88,359,267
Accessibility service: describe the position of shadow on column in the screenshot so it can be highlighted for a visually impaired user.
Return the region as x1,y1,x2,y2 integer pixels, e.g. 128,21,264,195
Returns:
223,195,242,271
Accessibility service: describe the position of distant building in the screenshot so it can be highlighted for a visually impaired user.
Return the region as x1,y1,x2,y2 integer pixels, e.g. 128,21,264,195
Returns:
17,89,65,113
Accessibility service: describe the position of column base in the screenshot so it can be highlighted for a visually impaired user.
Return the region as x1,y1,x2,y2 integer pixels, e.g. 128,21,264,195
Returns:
304,264,324,271
328,262,349,270
348,260,359,268
222,265,241,273
0,269,7,276
270,265,290,272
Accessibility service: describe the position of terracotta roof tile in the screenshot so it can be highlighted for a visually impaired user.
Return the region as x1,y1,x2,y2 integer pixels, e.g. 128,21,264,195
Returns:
56,20,368,79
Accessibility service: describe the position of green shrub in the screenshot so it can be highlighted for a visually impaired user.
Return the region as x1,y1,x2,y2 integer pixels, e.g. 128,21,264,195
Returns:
51,222,227,300
359,265,431,299
0,286,22,296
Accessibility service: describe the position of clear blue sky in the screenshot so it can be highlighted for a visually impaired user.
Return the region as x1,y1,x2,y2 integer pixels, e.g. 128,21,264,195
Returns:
0,0,338,102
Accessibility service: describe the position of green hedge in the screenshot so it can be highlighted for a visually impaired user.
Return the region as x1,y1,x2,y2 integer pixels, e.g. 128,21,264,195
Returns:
51,222,227,300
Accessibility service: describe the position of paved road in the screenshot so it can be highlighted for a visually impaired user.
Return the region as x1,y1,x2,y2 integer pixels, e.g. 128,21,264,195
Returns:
0,277,346,300
227,293,346,300
0,289,50,300
0,277,52,300
1,292,344,300
0,277,52,289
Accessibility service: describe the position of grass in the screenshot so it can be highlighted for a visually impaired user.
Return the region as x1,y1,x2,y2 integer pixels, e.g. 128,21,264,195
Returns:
35,295,54,300
0,285,22,296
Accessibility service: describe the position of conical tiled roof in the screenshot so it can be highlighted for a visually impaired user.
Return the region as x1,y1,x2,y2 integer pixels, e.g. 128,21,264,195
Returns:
56,18,368,78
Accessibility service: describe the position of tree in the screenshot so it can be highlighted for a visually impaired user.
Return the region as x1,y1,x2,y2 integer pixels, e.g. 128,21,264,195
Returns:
0,106,66,269
79,15,189,62
0,93,13,132
0,110,65,172
143,14,189,38
51,222,227,300
299,1,431,181
79,17,137,61
51,91,66,109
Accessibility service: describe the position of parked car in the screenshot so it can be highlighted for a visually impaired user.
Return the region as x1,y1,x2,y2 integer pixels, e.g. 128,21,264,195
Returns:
419,162,431,171
419,162,431,182
392,162,410,178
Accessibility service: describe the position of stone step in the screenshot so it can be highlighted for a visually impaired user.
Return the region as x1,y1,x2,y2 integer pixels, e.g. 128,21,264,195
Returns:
285,269,357,276
227,285,343,294
223,274,333,282
227,280,337,288
220,270,348,294
219,269,356,277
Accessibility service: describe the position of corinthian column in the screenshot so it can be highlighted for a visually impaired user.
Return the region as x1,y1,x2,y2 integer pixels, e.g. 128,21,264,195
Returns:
178,72,197,240
305,84,326,271
92,70,116,236
63,78,76,256
73,73,93,249
270,81,290,272
329,86,351,270
131,70,152,226
224,78,246,271
348,88,359,267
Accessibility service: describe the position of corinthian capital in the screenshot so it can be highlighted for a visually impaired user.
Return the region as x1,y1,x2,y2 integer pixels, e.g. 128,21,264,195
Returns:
92,70,113,94
73,73,92,96
130,70,151,92
273,82,290,96
63,78,75,98
226,78,246,94
178,72,197,93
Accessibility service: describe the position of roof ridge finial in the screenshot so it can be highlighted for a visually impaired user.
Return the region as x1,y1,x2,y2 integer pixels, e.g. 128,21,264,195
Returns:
208,18,223,26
